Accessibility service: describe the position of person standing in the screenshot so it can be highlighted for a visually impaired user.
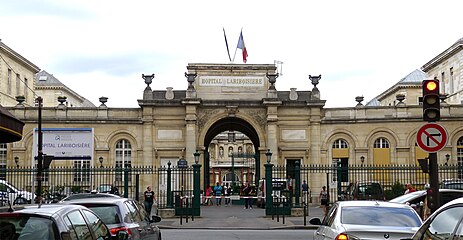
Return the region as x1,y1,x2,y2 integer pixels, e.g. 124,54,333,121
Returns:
224,182,232,206
404,183,416,194
243,182,253,209
213,182,223,206
319,186,328,215
287,175,293,191
301,180,309,204
143,186,155,216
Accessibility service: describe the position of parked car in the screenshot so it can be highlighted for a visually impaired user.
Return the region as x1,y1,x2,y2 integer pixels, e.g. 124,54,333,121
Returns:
401,197,463,240
440,179,463,190
309,200,422,240
61,196,162,240
0,204,126,240
0,180,35,205
341,181,386,201
389,188,463,219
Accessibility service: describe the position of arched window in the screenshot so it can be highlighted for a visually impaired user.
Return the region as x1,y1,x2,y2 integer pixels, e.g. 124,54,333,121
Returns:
115,139,132,182
374,138,390,148
373,137,390,165
0,143,6,180
457,137,463,178
332,139,348,149
332,139,349,182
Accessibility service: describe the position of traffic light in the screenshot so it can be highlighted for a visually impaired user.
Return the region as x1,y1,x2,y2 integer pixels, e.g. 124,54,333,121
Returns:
418,158,429,173
422,79,440,122
426,187,437,210
42,155,54,170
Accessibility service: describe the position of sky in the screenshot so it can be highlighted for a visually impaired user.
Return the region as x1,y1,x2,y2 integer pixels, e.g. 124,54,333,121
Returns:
1,0,462,108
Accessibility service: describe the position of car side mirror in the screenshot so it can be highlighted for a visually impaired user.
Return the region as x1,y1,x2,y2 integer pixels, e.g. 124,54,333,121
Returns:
151,215,162,223
115,230,129,240
309,218,322,225
61,232,72,240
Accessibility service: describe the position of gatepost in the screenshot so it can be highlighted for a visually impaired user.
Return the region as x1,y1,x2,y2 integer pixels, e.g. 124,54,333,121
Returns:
192,161,201,216
264,149,273,215
294,161,300,207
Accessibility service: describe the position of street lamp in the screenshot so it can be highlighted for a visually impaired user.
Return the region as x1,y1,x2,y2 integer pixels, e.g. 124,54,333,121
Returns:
99,157,104,168
445,154,450,166
360,156,365,166
193,150,200,164
265,149,272,164
14,156,19,168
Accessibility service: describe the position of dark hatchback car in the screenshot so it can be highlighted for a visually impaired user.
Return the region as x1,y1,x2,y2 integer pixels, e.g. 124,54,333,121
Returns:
0,204,123,240
62,197,162,240
342,181,386,201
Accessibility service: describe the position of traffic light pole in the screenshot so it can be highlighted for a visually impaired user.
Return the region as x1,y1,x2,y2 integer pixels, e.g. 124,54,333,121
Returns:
36,97,43,204
428,152,440,214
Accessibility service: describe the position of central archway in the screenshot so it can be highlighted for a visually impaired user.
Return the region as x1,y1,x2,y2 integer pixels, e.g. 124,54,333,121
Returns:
203,117,261,189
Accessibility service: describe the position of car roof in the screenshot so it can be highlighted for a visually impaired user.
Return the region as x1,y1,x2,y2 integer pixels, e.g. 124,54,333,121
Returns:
0,204,88,216
61,193,122,201
337,200,411,208
61,196,129,205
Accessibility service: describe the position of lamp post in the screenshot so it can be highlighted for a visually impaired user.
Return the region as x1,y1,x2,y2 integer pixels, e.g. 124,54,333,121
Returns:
99,157,104,168
192,150,201,216
264,149,273,215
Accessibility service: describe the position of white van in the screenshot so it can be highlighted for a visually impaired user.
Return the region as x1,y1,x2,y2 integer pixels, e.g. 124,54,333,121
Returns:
0,180,35,205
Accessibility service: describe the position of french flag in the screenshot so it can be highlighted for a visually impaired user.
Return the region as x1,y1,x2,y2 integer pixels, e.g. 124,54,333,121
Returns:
237,31,248,63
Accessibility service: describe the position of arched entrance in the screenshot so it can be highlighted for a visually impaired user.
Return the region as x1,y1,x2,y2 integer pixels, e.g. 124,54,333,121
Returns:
203,117,261,189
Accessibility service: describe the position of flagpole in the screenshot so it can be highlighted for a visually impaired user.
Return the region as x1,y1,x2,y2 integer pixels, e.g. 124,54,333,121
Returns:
232,27,243,63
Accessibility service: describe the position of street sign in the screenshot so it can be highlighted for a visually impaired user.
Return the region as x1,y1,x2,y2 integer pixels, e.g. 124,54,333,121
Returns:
417,123,448,153
177,158,188,169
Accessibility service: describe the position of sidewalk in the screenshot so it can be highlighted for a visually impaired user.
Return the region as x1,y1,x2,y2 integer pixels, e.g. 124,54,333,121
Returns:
157,203,325,230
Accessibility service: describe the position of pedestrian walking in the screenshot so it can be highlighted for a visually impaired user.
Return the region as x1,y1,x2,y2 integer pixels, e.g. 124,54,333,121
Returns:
301,180,309,204
204,185,213,206
286,175,293,191
320,186,328,215
213,182,223,206
243,182,253,209
143,186,155,216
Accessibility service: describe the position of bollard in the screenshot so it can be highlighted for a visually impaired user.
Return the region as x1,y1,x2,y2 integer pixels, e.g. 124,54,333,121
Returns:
185,196,189,223
303,203,307,226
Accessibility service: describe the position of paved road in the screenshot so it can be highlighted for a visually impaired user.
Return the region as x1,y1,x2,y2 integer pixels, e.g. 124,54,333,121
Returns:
157,203,324,229
162,229,315,240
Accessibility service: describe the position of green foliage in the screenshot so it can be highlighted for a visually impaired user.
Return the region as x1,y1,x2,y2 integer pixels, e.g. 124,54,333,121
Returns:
384,181,405,200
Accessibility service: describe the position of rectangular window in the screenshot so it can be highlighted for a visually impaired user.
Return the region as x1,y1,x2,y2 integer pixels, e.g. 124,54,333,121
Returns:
7,69,12,94
0,143,7,180
441,72,445,93
73,160,91,182
24,78,28,99
16,73,20,96
450,67,454,94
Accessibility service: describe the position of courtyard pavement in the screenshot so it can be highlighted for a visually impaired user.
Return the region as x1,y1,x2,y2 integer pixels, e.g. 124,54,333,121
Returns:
157,202,325,230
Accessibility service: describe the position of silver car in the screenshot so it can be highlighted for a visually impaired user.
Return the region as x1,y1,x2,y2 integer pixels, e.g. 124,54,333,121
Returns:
310,201,422,240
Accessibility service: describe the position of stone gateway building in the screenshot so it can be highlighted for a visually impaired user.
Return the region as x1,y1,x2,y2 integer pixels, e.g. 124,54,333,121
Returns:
2,38,463,200
4,62,463,193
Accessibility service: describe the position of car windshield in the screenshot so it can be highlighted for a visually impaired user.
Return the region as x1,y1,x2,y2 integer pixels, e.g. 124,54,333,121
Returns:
0,215,57,240
341,206,421,227
441,182,463,189
85,205,122,225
